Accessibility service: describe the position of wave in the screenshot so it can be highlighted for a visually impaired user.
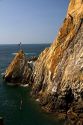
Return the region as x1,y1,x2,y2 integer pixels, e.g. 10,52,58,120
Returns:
25,52,36,55
20,84,29,87
12,53,17,55
1,72,5,76
12,52,36,56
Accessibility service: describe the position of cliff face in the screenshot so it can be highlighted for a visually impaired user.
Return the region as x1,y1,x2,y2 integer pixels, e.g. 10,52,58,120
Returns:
32,0,83,113
4,50,32,85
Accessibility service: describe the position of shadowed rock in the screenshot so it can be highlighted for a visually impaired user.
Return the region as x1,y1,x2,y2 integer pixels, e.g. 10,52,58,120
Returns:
0,117,4,125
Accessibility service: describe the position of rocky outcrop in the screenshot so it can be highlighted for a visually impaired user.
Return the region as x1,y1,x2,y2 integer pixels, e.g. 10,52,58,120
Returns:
4,50,32,85
32,0,83,115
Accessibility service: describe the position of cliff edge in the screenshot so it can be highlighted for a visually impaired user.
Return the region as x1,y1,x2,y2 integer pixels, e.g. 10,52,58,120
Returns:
32,0,83,114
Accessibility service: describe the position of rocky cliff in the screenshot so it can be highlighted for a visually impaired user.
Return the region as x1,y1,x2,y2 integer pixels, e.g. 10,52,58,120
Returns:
4,0,83,121
32,0,83,114
4,50,32,85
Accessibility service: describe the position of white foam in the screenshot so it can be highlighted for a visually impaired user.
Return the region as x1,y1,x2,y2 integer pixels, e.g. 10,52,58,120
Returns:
20,84,29,87
36,98,40,102
25,53,36,55
12,53,17,55
1,72,4,76
12,52,36,56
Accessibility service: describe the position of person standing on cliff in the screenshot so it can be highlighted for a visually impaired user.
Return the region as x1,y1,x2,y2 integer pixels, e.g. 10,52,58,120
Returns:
18,42,22,50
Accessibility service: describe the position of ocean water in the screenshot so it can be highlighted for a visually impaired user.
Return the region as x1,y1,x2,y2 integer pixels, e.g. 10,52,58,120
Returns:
0,44,64,125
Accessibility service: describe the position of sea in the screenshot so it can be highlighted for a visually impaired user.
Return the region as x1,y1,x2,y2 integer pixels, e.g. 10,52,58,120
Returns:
0,44,64,125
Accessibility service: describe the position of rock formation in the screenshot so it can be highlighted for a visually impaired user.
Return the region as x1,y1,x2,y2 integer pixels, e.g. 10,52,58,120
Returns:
4,50,32,85
32,0,83,114
4,0,83,121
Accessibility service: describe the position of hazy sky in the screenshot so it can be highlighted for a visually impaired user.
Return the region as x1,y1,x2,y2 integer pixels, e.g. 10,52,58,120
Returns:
0,0,69,44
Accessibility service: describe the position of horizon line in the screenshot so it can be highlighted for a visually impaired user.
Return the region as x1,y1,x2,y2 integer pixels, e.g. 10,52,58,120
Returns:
0,43,51,45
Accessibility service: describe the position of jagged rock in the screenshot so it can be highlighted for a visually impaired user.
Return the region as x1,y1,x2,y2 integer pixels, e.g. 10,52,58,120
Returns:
32,0,83,116
28,56,37,62
3,50,32,85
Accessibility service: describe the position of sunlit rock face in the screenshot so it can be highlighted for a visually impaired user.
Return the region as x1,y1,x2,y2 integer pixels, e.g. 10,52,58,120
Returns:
32,0,83,113
4,50,32,85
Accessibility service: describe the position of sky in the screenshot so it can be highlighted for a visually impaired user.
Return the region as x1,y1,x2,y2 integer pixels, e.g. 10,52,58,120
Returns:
0,0,69,44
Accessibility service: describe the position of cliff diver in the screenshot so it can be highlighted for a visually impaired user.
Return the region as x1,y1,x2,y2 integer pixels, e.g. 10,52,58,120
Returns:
18,42,22,50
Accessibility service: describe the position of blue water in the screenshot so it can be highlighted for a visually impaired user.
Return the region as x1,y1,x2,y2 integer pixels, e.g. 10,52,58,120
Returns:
0,44,64,125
